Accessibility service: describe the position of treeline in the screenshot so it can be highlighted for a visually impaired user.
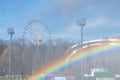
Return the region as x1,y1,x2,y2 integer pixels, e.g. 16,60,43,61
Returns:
0,38,120,76
0,39,74,76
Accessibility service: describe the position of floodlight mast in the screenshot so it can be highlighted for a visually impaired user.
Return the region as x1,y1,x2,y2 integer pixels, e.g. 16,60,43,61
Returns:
77,18,86,49
77,18,86,80
7,27,15,80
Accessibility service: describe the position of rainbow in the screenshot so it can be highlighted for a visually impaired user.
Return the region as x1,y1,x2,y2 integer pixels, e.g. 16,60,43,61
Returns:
27,39,120,80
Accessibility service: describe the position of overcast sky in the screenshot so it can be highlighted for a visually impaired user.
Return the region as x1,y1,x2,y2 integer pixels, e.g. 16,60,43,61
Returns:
0,0,120,42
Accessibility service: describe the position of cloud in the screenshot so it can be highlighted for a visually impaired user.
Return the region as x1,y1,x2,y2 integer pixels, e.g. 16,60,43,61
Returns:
52,24,82,41
87,16,108,28
63,0,82,7
52,15,120,41
87,16,120,28
110,20,120,26
62,0,83,18
0,28,6,34
85,5,120,28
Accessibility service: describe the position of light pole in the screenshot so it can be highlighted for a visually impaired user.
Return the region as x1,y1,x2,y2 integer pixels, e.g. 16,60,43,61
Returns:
32,39,41,78
77,18,86,80
7,27,15,80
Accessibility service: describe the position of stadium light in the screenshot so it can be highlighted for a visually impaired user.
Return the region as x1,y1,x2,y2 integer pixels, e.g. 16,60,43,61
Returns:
7,27,15,80
77,18,86,80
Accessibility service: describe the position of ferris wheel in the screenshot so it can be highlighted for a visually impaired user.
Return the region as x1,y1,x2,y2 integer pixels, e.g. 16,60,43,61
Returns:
22,19,52,45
